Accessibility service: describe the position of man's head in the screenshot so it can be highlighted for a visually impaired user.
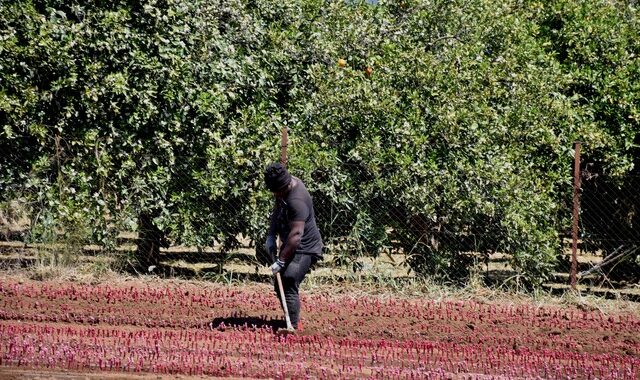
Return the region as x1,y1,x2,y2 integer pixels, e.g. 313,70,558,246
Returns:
264,163,292,194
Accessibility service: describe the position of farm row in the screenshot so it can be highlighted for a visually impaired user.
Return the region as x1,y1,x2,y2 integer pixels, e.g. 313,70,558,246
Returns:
0,277,639,378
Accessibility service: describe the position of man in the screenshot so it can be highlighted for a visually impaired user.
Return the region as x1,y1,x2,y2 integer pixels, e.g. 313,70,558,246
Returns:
264,162,323,331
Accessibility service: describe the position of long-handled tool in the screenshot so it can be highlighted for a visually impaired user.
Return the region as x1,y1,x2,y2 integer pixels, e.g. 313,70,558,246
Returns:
275,272,296,334
275,126,295,335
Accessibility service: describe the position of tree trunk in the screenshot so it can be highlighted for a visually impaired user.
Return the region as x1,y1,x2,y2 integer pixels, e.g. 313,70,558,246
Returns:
136,212,169,272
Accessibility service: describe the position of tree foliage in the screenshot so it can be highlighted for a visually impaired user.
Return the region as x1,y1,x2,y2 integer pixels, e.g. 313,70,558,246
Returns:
1,0,638,286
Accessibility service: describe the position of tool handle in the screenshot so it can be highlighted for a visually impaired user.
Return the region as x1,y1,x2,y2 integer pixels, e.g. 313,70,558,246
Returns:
275,272,294,330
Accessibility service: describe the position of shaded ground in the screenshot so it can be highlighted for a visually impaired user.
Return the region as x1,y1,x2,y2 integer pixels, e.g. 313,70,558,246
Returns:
1,275,639,379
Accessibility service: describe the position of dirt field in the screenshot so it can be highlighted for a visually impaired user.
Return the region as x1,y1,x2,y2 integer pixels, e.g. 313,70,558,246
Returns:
0,274,638,379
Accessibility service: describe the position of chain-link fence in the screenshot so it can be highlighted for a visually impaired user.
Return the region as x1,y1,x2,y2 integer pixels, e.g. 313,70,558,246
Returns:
575,171,640,289
0,149,639,298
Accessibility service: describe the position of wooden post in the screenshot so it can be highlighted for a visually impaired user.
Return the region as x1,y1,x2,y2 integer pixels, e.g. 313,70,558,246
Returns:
280,127,288,167
570,142,582,290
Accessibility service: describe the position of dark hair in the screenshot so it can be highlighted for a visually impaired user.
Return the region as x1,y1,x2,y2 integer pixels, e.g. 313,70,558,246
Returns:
264,163,291,192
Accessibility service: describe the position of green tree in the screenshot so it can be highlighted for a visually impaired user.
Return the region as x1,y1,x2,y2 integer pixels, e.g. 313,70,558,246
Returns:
1,0,637,287
537,0,639,280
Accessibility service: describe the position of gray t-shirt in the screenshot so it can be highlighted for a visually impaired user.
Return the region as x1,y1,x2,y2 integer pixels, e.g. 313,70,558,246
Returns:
276,177,323,257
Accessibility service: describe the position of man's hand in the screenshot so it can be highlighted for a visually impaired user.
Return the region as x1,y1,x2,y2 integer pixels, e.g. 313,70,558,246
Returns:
265,235,277,256
270,258,285,275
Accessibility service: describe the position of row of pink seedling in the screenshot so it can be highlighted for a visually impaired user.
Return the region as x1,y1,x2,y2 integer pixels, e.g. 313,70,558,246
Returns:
2,279,638,332
2,282,638,359
0,281,270,309
1,321,638,379
2,301,636,358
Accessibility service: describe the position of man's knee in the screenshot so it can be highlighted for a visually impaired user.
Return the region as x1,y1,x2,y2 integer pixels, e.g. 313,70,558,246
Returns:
281,271,298,289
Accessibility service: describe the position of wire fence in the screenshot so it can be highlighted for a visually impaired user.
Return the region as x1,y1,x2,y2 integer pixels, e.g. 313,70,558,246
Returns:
577,172,640,286
0,147,638,298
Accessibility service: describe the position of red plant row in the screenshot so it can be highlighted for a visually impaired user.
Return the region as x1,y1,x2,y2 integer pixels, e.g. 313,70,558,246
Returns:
2,280,637,330
0,278,638,379
1,322,638,379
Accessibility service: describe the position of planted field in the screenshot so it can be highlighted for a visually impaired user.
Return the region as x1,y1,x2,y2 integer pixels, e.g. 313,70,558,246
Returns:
0,277,638,379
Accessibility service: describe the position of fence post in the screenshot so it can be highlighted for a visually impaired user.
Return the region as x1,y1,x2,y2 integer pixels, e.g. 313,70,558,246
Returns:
570,142,582,290
280,127,288,167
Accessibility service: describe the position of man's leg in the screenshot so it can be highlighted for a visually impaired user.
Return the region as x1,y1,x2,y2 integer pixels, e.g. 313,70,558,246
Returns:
274,253,315,328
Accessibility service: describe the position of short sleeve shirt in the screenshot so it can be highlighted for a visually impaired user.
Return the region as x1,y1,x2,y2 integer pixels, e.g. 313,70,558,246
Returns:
275,177,323,257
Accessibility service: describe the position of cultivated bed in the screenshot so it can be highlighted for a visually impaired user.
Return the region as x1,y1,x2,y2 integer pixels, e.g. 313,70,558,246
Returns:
0,275,638,379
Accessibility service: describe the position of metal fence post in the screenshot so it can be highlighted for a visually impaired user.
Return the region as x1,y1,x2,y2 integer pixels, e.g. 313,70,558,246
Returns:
571,142,582,290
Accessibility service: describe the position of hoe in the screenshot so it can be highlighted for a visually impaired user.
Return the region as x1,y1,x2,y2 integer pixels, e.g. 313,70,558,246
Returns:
275,272,296,335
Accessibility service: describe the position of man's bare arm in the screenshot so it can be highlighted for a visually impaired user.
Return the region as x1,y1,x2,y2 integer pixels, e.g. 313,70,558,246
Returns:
279,220,304,262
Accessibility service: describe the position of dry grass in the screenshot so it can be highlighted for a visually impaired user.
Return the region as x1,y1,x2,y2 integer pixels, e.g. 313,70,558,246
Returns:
2,260,127,285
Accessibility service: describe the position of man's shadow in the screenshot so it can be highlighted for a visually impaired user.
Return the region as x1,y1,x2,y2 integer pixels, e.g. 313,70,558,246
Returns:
210,316,287,331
